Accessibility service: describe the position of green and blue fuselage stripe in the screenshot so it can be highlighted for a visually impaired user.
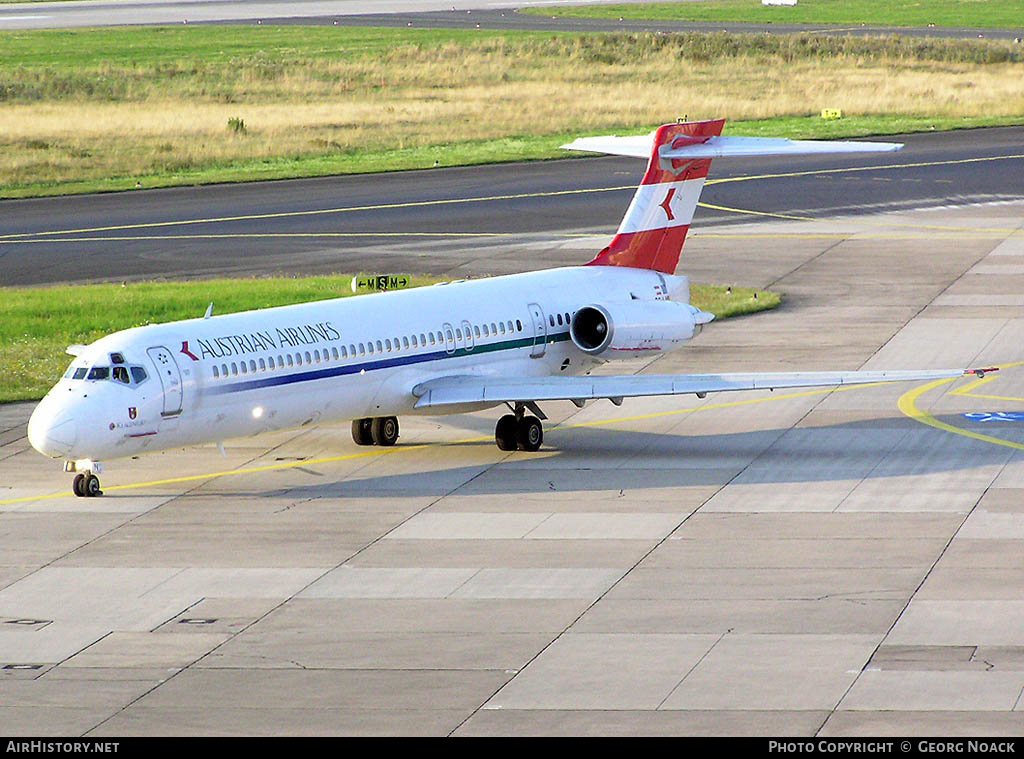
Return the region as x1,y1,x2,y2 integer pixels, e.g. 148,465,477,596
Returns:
207,332,571,395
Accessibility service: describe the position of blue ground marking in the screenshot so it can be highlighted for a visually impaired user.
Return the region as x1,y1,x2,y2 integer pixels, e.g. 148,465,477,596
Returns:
963,412,1024,423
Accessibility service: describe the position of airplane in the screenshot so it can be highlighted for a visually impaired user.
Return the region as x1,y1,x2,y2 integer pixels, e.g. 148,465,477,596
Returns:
27,119,992,497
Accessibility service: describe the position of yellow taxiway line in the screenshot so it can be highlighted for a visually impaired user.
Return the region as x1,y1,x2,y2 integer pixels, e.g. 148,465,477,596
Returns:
898,379,1024,453
697,200,1024,236
5,231,1016,246
949,372,1024,403
3,152,1023,243
7,367,1023,506
897,362,1024,451
0,381,893,506
4,151,1023,502
0,186,640,241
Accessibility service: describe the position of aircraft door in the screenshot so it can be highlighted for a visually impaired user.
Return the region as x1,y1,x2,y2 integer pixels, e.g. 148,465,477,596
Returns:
528,303,547,358
461,320,475,352
442,322,456,355
147,346,184,417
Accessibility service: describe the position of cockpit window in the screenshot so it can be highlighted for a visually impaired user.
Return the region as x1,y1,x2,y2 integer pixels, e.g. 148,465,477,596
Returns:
71,359,147,385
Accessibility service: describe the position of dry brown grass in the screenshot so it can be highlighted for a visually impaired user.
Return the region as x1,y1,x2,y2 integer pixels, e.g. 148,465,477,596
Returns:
2,32,1023,193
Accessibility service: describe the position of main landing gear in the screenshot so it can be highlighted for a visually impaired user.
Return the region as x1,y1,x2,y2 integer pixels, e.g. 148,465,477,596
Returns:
352,408,545,452
495,404,544,452
351,416,400,446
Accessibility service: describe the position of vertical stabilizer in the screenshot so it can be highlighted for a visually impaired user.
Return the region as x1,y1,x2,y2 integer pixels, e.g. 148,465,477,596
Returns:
586,119,724,274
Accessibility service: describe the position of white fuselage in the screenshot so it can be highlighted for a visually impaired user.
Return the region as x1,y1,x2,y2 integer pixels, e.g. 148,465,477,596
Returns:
28,266,693,463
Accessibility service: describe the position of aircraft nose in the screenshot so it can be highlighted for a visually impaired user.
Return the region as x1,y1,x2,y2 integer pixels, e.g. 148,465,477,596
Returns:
28,403,78,459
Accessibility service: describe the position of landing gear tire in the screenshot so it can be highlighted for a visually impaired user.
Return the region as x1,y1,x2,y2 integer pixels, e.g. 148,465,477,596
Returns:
371,416,399,446
72,472,101,498
495,414,518,451
83,473,102,497
516,415,543,452
351,418,374,446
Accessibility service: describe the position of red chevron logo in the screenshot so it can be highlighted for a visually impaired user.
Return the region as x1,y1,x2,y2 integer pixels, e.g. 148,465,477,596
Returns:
659,187,676,221
180,341,199,361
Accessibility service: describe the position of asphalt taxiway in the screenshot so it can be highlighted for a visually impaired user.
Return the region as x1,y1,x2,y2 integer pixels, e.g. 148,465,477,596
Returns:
215,9,1024,41
2,0,1022,39
2,192,1024,735
3,126,1024,287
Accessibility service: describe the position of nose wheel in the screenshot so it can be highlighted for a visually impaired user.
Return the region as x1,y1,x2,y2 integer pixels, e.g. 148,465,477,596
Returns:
72,472,102,498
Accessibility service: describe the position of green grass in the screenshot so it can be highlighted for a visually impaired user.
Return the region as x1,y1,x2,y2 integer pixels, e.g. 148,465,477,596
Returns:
724,114,1024,140
692,284,781,319
3,26,1024,198
0,24,520,71
5,113,1022,200
6,0,1021,26
4,25,1020,98
0,275,430,402
525,0,1024,29
0,277,779,402
0,133,584,199
2,25,1023,198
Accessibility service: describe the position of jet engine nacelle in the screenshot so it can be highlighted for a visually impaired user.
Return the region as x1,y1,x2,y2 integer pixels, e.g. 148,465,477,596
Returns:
569,300,709,359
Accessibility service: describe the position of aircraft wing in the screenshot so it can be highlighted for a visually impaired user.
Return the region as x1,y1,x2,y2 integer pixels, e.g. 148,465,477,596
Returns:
412,368,978,409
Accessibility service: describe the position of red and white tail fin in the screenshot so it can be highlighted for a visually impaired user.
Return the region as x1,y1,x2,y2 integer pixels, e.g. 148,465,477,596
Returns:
586,119,723,274
562,120,902,275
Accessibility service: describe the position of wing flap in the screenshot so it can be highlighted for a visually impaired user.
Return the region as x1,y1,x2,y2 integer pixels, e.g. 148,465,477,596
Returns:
412,369,967,409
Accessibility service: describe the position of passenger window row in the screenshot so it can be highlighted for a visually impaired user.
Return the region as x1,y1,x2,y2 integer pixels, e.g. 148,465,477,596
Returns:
548,311,574,328
211,317,527,380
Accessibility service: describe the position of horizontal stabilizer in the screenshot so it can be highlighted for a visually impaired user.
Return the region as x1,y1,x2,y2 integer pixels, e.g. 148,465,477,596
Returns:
566,120,902,276
561,133,903,160
412,368,965,409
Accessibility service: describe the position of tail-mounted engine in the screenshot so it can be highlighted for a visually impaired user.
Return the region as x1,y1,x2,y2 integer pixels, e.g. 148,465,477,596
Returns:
570,301,712,359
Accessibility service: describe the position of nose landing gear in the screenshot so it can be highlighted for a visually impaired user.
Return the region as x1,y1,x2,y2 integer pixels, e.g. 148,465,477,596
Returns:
72,472,102,498
66,461,104,498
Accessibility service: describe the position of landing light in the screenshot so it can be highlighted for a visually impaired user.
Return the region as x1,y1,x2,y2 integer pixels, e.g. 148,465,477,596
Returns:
252,406,264,419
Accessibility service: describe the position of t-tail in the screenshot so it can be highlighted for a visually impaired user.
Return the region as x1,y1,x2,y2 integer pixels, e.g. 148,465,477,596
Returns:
562,119,904,275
